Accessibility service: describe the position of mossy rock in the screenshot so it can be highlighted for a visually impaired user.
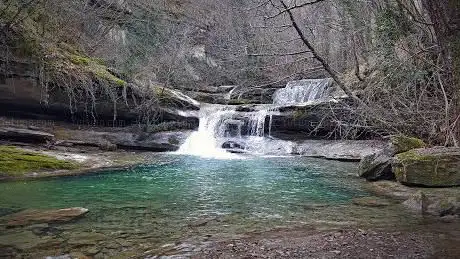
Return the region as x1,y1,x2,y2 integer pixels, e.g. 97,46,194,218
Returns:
389,135,426,154
392,147,460,187
0,146,78,176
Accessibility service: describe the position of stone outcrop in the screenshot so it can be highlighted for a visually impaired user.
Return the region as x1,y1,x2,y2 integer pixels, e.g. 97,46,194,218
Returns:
0,127,55,144
54,129,192,152
392,147,460,187
0,60,199,127
2,207,89,227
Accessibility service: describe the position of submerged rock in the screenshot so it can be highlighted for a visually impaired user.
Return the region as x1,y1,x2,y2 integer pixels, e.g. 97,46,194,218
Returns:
3,207,89,227
0,231,54,250
352,197,391,207
392,147,460,187
402,191,428,214
426,196,460,217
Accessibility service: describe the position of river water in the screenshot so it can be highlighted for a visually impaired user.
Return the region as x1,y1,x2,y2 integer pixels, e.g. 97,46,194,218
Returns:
0,155,425,257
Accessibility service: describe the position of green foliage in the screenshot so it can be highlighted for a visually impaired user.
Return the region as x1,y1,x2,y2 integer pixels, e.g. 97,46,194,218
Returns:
0,146,78,176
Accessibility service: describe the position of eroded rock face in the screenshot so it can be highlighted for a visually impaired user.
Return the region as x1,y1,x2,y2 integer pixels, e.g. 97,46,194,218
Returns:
392,147,460,187
0,127,55,144
3,207,89,227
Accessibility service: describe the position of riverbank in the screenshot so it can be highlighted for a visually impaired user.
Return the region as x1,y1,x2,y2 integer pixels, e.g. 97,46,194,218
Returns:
0,146,160,181
188,224,460,258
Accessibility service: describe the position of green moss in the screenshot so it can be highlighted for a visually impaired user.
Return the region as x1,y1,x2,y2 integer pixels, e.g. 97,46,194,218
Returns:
90,63,127,87
0,146,78,176
70,55,91,66
396,150,432,162
390,135,426,154
68,54,126,87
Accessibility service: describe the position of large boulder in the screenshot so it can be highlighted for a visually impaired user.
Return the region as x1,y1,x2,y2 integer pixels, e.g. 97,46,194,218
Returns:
392,147,460,187
358,135,425,181
358,151,394,181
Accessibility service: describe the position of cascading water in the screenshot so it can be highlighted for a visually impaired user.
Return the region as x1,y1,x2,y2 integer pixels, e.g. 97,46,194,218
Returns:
273,78,333,105
178,78,334,158
177,105,237,159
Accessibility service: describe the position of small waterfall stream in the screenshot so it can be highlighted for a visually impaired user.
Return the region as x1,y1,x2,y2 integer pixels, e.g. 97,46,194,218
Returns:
273,78,333,105
177,78,333,158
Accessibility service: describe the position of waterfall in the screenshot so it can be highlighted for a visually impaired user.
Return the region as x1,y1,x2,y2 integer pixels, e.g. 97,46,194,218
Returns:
177,105,237,159
177,78,334,158
176,104,283,158
273,78,333,105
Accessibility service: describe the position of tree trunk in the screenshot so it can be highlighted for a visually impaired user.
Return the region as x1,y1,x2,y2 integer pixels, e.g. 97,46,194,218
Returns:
422,0,460,145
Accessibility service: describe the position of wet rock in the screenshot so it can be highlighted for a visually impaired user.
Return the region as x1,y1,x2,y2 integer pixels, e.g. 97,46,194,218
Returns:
222,141,245,150
85,246,102,255
235,105,258,112
67,232,107,246
392,147,460,187
352,197,391,207
426,197,460,217
0,127,55,144
26,223,59,236
3,207,89,227
0,231,52,250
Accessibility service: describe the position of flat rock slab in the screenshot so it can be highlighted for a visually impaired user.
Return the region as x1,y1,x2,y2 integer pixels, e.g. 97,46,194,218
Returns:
2,207,88,227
